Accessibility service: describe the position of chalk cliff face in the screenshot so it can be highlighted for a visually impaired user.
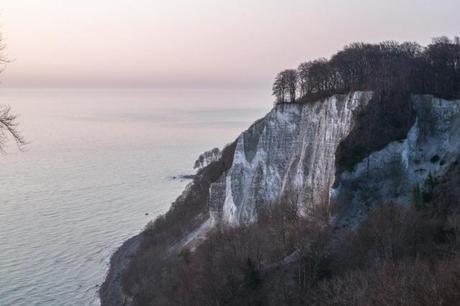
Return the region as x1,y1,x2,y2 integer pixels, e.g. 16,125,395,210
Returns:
207,93,460,227
101,91,460,306
208,92,373,225
333,95,460,224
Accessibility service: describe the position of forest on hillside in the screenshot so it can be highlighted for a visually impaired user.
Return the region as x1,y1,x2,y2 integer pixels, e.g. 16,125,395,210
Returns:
119,37,460,306
124,184,460,306
273,36,460,103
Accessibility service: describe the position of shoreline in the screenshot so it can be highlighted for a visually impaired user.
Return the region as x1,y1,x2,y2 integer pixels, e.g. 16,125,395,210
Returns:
99,235,140,306
99,141,239,305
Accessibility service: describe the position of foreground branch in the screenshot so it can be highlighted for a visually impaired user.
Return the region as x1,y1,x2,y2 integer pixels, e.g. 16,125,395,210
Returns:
0,105,26,151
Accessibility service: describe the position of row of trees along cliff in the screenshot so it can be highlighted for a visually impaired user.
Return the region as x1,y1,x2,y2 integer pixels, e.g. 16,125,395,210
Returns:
273,36,460,104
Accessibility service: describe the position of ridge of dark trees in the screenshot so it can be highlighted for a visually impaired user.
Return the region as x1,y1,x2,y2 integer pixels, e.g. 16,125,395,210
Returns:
273,36,460,104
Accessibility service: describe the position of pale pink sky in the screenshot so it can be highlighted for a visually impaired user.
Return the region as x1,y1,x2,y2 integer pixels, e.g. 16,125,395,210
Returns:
1,0,459,88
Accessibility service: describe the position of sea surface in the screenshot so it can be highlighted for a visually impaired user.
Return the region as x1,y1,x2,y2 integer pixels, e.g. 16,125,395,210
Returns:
0,88,270,306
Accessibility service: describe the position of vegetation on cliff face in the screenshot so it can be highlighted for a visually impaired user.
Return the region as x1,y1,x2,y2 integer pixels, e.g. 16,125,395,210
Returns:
335,91,416,173
124,185,460,306
120,104,460,305
275,37,460,173
114,37,460,306
121,141,237,301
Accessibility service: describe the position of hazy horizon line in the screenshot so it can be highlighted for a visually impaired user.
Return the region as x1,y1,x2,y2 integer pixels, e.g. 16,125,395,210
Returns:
0,83,271,91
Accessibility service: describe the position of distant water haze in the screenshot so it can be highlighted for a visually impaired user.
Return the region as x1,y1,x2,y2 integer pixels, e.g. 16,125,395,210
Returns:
0,88,270,305
1,0,460,88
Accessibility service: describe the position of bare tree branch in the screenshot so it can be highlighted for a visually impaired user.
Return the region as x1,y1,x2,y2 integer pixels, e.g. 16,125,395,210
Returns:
0,105,26,151
0,30,8,72
0,27,25,152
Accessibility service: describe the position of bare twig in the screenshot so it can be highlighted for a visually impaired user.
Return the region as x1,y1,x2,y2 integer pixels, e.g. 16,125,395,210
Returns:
0,27,25,151
0,30,8,72
0,105,26,151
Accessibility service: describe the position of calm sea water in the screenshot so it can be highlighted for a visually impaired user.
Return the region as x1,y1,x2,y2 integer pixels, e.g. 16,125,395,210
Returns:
0,88,269,306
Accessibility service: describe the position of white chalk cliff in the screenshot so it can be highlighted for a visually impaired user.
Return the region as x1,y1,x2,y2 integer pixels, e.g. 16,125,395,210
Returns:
208,91,373,225
333,95,460,224
205,92,460,227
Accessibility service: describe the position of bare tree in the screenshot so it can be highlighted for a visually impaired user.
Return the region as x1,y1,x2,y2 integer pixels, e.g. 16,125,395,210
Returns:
272,69,298,104
432,36,451,45
0,30,25,151
285,69,298,102
0,105,26,151
0,31,7,71
272,71,288,104
298,61,314,96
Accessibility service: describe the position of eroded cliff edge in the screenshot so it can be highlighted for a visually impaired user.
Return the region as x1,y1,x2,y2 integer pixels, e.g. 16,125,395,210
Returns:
101,91,460,305
209,91,373,225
